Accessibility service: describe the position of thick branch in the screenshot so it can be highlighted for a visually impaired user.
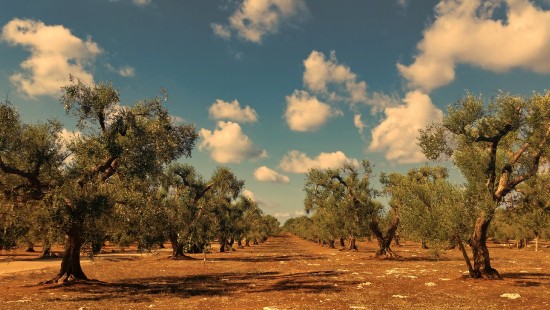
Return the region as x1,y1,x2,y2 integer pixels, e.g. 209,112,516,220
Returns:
0,157,42,191
77,156,118,187
495,125,550,199
510,143,529,165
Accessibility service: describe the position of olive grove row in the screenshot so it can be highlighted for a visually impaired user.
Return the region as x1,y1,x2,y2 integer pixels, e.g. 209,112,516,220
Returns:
0,78,279,283
284,92,550,279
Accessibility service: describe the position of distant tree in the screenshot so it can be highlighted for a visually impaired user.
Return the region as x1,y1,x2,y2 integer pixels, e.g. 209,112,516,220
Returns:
282,216,314,240
259,214,281,241
304,161,396,256
381,166,473,262
161,165,244,256
419,92,550,279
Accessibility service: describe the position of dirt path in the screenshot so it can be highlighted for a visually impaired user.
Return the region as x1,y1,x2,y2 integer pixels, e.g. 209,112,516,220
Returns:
1,234,549,309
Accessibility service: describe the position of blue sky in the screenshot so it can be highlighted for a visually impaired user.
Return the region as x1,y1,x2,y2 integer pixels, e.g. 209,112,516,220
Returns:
2,0,550,222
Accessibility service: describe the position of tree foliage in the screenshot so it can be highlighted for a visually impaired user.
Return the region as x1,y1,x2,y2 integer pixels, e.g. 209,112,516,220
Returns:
418,92,550,278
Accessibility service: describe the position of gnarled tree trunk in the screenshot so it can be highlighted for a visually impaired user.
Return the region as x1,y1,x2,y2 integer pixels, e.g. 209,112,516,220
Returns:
470,216,500,279
348,236,358,251
44,227,87,283
169,232,185,258
219,238,227,252
369,211,399,258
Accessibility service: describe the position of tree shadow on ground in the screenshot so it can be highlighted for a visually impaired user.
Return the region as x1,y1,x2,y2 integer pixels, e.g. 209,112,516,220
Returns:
208,254,326,263
39,270,346,303
501,272,550,288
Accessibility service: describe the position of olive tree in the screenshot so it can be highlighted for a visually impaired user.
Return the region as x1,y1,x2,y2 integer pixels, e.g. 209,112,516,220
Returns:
419,92,550,279
381,166,474,266
161,164,244,256
304,161,396,256
1,79,198,282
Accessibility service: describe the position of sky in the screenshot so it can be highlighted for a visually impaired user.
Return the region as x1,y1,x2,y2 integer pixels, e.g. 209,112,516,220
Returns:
2,0,550,223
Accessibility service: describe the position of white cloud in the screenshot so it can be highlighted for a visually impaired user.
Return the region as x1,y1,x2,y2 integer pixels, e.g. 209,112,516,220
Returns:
368,90,443,164
354,114,366,135
397,0,550,91
303,50,367,104
199,121,267,164
170,115,185,125
106,63,135,77
273,212,290,218
294,210,306,216
301,50,397,113
243,189,256,201
279,150,360,174
209,99,258,123
285,90,342,132
58,128,81,146
132,0,151,6
1,18,101,98
211,23,231,40
213,0,308,43
58,128,81,163
117,65,135,77
254,166,290,183
396,0,409,8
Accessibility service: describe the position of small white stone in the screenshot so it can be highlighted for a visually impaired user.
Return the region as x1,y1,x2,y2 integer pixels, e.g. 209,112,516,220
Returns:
500,293,521,299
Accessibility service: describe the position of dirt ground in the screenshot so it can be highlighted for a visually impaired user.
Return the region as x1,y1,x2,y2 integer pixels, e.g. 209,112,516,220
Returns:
0,234,549,310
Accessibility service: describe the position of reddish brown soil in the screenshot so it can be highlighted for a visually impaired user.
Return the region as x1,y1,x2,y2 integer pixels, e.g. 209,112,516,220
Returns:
1,234,549,309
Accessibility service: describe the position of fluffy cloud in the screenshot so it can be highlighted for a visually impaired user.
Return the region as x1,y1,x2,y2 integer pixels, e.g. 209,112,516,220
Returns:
58,128,82,163
58,128,81,147
212,0,308,43
210,23,231,40
209,99,258,123
303,50,368,104
279,150,359,174
242,189,256,201
199,121,267,164
368,90,443,163
397,0,550,91
285,90,342,132
132,0,152,6
1,18,101,97
254,166,290,183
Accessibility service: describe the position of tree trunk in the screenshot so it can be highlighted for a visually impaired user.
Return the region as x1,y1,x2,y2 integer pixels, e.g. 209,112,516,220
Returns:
44,227,87,283
219,238,226,253
25,241,35,252
228,237,235,251
348,236,358,251
169,232,185,258
421,240,429,249
369,213,399,258
327,239,335,249
394,233,402,247
39,242,52,259
455,235,475,278
339,237,345,248
237,238,243,248
245,238,250,247
471,216,500,279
